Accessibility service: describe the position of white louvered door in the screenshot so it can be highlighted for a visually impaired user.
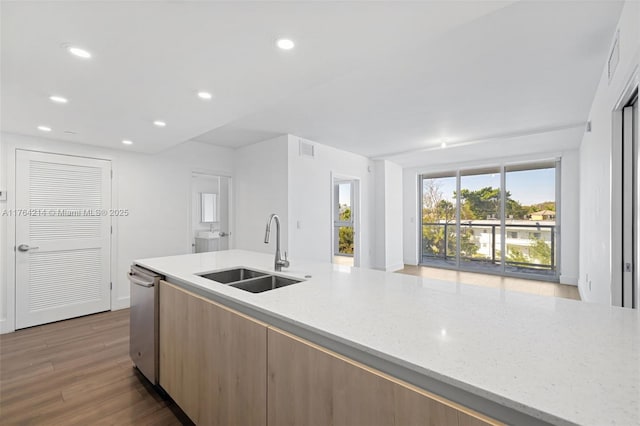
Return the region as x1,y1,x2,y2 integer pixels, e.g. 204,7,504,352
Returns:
15,150,111,329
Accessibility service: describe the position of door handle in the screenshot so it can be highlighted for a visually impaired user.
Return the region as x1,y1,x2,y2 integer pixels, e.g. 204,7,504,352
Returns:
127,273,155,288
17,244,39,252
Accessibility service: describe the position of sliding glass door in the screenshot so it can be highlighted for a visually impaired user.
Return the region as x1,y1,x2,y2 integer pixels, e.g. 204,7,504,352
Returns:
504,163,557,278
420,161,559,281
459,167,502,272
421,173,457,268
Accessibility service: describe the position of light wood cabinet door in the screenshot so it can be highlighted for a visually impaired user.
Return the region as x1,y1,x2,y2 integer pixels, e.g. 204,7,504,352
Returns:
458,412,496,426
159,281,267,426
267,327,501,426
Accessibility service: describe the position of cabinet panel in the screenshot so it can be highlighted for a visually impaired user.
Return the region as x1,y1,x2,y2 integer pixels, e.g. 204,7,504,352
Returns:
394,382,458,425
160,282,499,426
267,327,334,426
268,327,501,426
159,281,267,425
159,280,195,417
331,355,396,425
458,412,495,426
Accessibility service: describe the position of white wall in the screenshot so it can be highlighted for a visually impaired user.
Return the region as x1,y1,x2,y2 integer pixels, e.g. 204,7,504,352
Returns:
0,132,234,333
385,161,404,271
0,138,8,333
373,160,404,271
402,167,420,266
579,1,640,304
287,135,375,268
374,161,386,269
559,150,580,286
232,134,376,267
401,131,581,286
234,135,289,255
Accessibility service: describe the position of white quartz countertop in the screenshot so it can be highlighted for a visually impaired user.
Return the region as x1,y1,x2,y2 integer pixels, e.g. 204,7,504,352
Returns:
136,250,639,426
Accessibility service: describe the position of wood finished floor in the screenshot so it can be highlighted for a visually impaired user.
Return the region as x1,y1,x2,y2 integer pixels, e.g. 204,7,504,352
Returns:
332,255,354,266
0,309,190,426
398,265,581,300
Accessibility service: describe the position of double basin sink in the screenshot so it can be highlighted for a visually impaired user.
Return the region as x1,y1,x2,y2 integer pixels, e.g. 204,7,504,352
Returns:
198,268,303,293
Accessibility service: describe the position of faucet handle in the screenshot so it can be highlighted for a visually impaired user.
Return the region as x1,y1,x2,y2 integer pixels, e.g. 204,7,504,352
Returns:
282,251,290,268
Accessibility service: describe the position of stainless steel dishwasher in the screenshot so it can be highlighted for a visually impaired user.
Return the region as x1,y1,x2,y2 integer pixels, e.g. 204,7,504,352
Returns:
128,264,162,384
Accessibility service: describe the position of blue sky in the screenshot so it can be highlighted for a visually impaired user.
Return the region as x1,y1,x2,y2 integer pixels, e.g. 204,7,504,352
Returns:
427,168,555,206
338,182,351,205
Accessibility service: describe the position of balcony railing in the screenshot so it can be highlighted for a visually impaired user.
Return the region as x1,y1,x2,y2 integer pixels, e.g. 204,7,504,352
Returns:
421,222,556,272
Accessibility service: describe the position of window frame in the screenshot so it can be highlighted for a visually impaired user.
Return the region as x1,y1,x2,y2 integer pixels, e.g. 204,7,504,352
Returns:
419,159,560,282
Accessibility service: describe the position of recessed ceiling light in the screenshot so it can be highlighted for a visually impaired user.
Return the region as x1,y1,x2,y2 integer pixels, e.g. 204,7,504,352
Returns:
49,95,68,104
197,91,213,100
67,46,92,59
122,139,133,145
37,125,52,132
153,120,167,127
440,142,447,148
276,38,295,50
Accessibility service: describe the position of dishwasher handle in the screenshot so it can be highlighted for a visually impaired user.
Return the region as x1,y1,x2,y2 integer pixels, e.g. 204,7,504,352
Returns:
128,272,155,288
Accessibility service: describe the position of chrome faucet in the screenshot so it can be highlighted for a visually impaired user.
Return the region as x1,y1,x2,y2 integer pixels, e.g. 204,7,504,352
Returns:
264,213,289,271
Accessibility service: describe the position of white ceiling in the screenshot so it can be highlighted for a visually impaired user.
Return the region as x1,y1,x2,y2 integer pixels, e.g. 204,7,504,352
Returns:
1,1,623,163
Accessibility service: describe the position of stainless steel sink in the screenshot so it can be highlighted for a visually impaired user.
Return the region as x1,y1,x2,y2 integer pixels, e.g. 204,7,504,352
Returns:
198,267,303,293
230,275,303,293
199,268,267,284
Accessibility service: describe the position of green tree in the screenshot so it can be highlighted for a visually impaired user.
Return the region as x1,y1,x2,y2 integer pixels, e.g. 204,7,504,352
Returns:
506,199,528,219
338,206,353,254
339,226,354,254
507,247,528,264
421,180,480,259
422,180,451,222
459,228,479,258
458,187,501,220
529,237,551,265
422,180,450,257
339,204,351,221
529,201,556,212
458,187,528,220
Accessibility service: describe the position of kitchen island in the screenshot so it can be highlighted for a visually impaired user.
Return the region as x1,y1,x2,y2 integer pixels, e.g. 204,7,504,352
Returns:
136,250,639,426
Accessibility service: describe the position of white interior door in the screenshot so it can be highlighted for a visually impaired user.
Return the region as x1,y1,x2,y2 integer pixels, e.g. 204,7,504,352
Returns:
15,150,111,329
635,98,639,309
622,98,637,309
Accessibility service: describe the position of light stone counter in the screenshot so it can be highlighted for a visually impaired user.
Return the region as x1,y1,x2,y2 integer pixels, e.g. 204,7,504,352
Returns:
136,249,639,426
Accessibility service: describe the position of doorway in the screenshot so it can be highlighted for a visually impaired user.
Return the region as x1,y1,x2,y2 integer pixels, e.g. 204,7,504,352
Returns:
332,177,358,267
621,90,638,308
15,150,112,329
190,173,232,253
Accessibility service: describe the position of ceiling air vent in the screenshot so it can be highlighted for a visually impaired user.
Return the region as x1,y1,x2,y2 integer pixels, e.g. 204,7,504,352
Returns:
608,30,620,84
298,139,315,158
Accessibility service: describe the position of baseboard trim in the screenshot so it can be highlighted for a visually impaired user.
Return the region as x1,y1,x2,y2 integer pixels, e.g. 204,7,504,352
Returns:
386,263,405,272
112,297,130,311
0,318,15,334
576,281,588,302
559,275,578,286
